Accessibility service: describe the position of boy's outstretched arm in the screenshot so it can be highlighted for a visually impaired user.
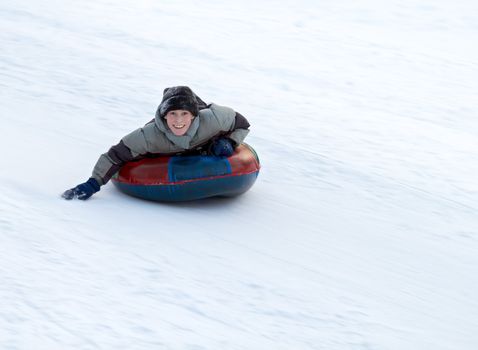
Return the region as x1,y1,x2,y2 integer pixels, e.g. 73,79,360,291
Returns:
63,128,147,201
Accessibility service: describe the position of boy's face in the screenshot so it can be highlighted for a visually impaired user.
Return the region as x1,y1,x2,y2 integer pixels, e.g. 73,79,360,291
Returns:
165,110,195,136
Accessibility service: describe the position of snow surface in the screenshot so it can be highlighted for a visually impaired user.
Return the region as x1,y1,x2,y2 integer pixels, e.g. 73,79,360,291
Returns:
1,0,478,349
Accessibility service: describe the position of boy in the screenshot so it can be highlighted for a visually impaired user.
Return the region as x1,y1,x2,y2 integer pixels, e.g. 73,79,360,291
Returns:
63,86,250,200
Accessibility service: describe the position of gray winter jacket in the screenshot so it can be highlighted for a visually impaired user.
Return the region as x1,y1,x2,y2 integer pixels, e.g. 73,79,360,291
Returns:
91,103,250,185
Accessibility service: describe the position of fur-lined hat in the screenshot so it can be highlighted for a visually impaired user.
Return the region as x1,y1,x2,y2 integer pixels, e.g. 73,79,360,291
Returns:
158,86,199,118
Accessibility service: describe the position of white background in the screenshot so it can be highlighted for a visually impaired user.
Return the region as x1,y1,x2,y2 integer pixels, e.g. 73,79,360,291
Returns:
1,0,478,349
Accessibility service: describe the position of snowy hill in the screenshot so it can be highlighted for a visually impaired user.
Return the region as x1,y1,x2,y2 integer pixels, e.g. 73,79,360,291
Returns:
1,0,478,349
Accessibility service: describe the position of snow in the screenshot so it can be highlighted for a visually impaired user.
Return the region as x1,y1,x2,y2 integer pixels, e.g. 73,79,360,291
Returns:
1,0,478,349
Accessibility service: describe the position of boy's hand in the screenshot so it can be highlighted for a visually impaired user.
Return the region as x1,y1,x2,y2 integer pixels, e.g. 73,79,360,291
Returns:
62,178,101,200
210,138,235,157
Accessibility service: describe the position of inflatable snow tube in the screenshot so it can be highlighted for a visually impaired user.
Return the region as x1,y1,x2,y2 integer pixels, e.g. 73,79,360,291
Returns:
111,143,260,202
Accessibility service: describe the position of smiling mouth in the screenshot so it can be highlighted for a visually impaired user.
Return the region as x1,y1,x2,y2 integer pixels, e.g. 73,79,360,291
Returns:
173,124,186,129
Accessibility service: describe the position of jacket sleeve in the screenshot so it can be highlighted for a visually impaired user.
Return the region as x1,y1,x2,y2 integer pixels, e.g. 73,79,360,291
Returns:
91,127,150,185
226,112,250,146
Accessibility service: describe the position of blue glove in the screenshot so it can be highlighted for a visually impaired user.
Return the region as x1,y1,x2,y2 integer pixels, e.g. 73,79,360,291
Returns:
62,178,101,200
210,138,235,157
